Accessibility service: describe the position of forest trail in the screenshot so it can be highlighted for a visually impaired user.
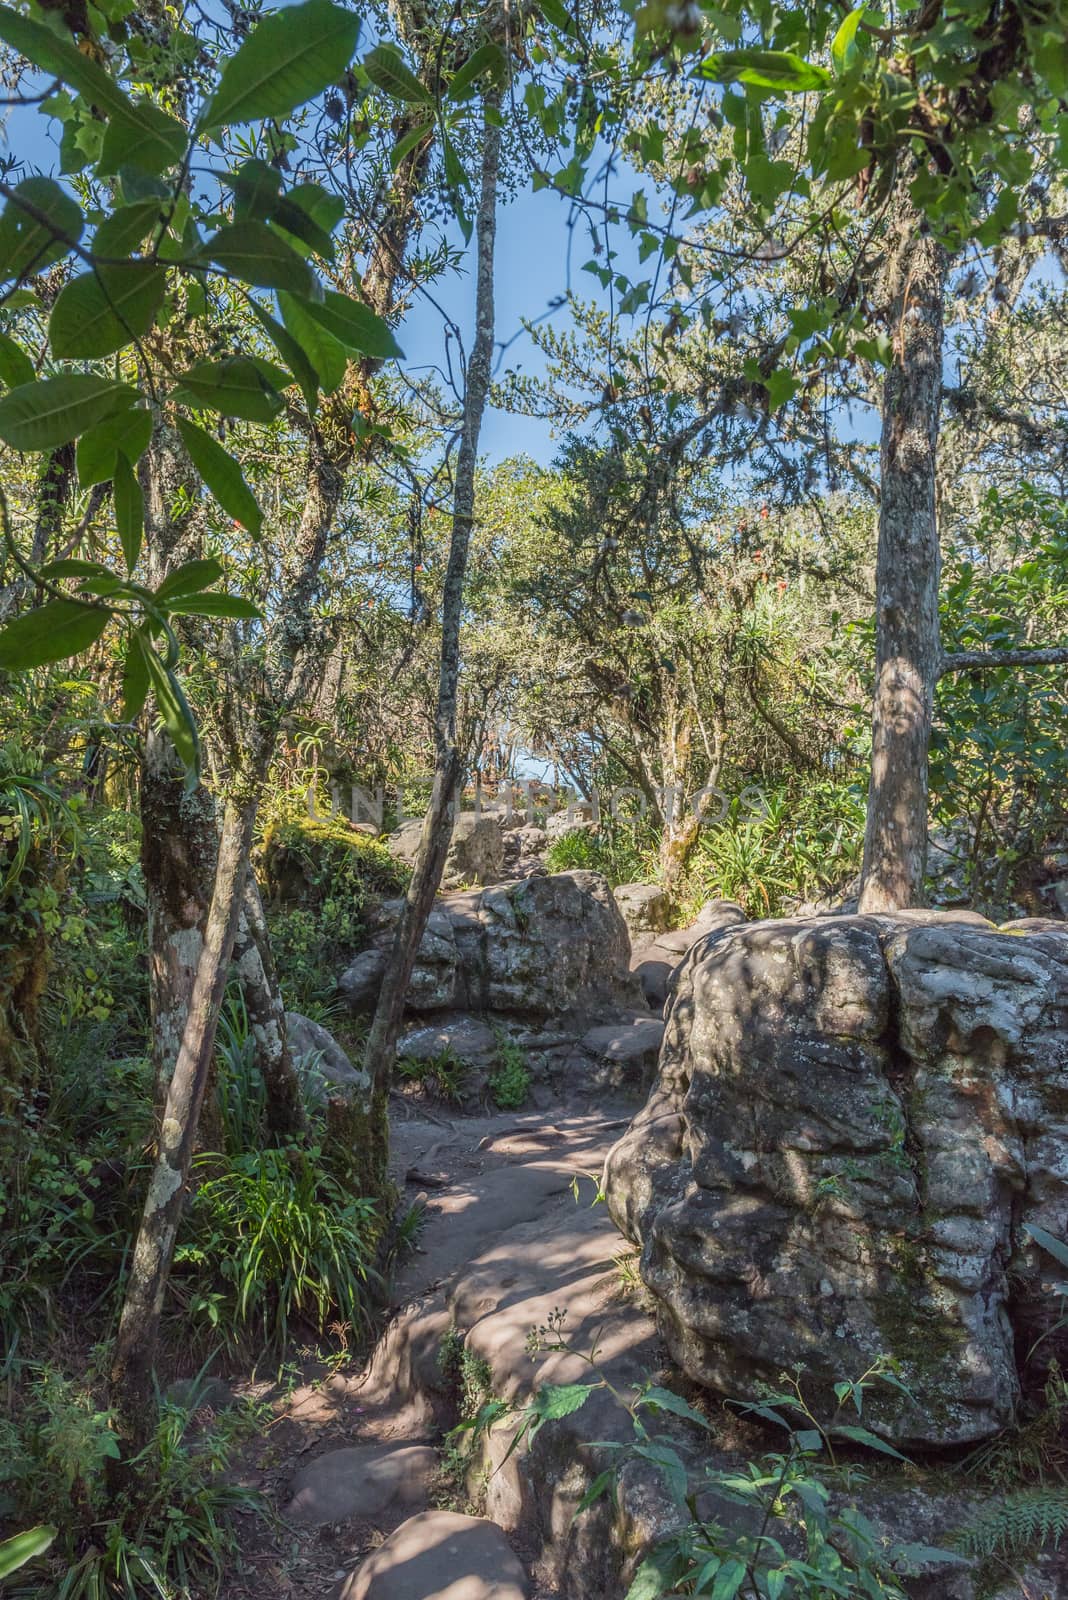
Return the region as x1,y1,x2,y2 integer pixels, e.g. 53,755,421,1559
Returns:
224,1098,649,1600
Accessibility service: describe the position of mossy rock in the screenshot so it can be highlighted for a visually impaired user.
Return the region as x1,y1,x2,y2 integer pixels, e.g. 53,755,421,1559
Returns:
260,814,410,909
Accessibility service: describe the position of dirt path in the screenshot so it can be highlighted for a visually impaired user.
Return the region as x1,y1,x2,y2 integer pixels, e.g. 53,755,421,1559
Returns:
223,1099,648,1600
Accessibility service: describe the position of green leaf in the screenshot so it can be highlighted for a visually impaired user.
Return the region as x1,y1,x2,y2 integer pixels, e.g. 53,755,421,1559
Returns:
171,356,286,421
831,1424,910,1461
635,1385,713,1430
278,290,347,392
538,0,574,31
532,1383,595,1422
391,120,433,170
98,100,188,176
202,0,361,131
0,597,110,670
0,177,84,283
245,298,320,415
114,453,144,571
142,648,200,779
446,42,506,101
699,49,832,94
155,557,224,602
39,558,114,580
93,200,163,259
76,406,153,486
165,591,261,618
363,43,431,104
0,5,127,113
177,417,263,539
271,185,341,259
49,263,167,358
228,158,282,219
0,375,137,450
0,1526,56,1580
196,220,316,293
121,628,152,721
573,1468,616,1516
1024,1223,1068,1270
831,7,865,74
0,331,34,388
300,290,404,359
711,1559,747,1600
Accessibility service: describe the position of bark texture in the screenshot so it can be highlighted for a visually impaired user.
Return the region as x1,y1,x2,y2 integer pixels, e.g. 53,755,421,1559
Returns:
112,799,256,1428
363,105,501,1098
858,206,947,913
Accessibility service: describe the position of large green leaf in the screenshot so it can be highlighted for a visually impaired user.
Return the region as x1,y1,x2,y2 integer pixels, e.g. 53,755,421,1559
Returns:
114,453,144,571
76,406,153,486
177,417,264,539
142,647,200,779
446,42,506,102
98,100,188,176
0,1526,56,1581
0,177,84,283
171,357,286,422
0,597,110,670
0,375,137,450
278,290,347,392
271,184,342,259
699,49,832,93
301,290,404,359
228,158,282,220
0,332,34,388
93,200,163,259
121,628,152,721
363,43,431,104
49,263,167,358
165,591,262,618
0,5,127,113
245,298,320,414
196,220,316,293
202,0,360,131
155,557,225,602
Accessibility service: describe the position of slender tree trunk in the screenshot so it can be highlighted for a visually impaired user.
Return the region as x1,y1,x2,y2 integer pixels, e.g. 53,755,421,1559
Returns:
112,798,256,1432
363,104,501,1099
858,205,947,913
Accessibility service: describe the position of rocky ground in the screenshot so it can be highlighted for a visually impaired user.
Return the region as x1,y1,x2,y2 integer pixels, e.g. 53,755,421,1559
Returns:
211,820,1068,1599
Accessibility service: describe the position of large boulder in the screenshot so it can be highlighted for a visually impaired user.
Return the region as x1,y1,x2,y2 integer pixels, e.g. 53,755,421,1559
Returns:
285,1010,369,1101
613,883,670,935
604,911,1068,1449
341,872,640,1023
341,1510,528,1600
387,814,505,887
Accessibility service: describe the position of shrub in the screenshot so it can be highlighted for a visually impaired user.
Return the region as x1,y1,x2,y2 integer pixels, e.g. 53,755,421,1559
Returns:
175,1147,382,1349
0,1372,263,1600
544,818,657,885
488,1034,530,1110
396,1046,469,1106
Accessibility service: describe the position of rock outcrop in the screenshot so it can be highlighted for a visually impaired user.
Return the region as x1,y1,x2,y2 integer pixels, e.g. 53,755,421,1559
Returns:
341,872,641,1023
387,813,505,887
605,911,1068,1449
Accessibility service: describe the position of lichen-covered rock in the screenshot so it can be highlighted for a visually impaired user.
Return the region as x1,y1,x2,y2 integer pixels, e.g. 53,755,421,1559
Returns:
285,1010,370,1104
604,912,1068,1449
341,872,640,1023
613,883,670,935
445,814,504,887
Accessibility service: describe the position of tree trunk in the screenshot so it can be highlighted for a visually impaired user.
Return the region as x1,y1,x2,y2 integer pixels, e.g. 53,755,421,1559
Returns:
857,206,947,913
362,103,501,1100
231,875,307,1139
112,798,256,1433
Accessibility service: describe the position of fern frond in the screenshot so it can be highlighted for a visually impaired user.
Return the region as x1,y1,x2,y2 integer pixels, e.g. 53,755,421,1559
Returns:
952,1488,1068,1559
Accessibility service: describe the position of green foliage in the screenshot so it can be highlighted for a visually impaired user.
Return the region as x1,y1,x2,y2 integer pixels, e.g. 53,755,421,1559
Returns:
488,1033,530,1110
262,805,408,1012
683,779,865,917
175,1146,381,1349
545,821,657,886
0,1526,55,1581
396,1045,469,1106
510,1326,964,1600
951,1488,1068,1563
0,1372,263,1599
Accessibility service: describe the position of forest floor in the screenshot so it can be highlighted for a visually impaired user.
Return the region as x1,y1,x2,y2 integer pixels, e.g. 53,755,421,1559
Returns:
219,1096,645,1599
